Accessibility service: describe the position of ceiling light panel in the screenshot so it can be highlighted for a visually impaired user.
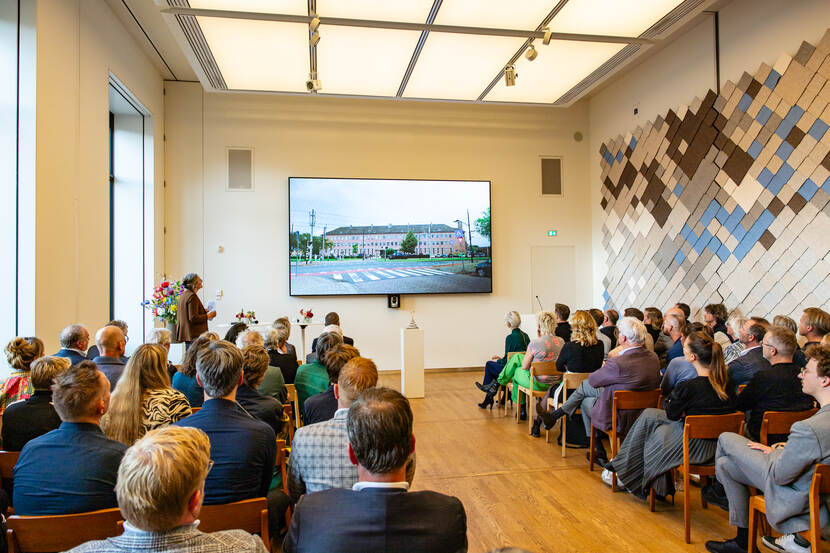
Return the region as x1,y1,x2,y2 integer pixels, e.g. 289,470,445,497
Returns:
196,17,309,92
549,0,685,37
485,40,624,104
317,26,421,97
316,0,435,23
188,0,307,16
434,0,555,30
404,33,526,100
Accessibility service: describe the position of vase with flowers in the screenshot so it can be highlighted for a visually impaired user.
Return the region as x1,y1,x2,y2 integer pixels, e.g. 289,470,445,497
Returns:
299,308,314,326
235,309,259,325
142,278,184,333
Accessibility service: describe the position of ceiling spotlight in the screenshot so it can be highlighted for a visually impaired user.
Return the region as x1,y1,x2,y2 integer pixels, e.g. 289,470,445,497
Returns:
309,30,320,47
309,15,320,32
504,65,517,87
525,44,538,61
542,28,552,45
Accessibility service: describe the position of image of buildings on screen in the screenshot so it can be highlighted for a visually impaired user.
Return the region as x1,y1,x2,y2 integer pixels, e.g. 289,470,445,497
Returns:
326,223,467,258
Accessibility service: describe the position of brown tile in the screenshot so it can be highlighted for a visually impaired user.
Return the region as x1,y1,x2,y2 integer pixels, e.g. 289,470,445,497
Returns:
651,197,671,227
822,150,830,171
768,196,785,216
758,230,775,250
723,140,737,157
703,108,718,127
789,192,807,214
625,146,633,158
600,144,608,156
794,41,816,66
786,125,805,147
620,161,638,190
631,196,639,208
714,132,728,150
746,79,762,98
714,113,727,131
723,147,753,184
601,197,608,210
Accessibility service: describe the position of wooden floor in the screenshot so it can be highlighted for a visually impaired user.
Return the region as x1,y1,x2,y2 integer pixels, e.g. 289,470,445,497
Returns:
379,371,736,553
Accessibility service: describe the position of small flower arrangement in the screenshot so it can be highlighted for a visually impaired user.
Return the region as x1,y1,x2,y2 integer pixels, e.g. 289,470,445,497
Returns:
300,308,314,323
142,278,184,325
236,309,259,324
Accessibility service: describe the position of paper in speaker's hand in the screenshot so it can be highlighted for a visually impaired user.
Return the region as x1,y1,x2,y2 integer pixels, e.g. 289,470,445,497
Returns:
206,300,216,312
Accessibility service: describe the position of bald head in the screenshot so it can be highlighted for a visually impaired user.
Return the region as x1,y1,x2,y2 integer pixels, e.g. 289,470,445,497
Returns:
96,326,126,358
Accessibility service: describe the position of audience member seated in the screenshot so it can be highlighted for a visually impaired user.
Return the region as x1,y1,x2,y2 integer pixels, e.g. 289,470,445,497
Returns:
289,357,385,501
92,325,128,390
674,302,691,320
304,344,360,426
704,303,732,349
310,312,355,354
296,331,343,420
645,307,672,365
590,309,612,359
663,313,686,367
14,361,127,514
661,323,711,397
263,327,298,385
173,340,286,536
103,344,191,446
727,320,771,387
172,333,215,406
236,330,286,404
723,316,747,364
53,324,90,365
605,331,736,499
705,344,830,553
540,317,660,463
600,309,619,349
272,317,297,358
236,345,284,436
146,327,177,381
486,311,564,417
624,308,655,352
736,326,815,442
2,355,67,451
554,303,572,342
283,387,466,553
223,321,248,345
476,311,530,395
794,307,830,368
530,310,604,437
67,426,268,553
87,319,129,361
1,336,43,414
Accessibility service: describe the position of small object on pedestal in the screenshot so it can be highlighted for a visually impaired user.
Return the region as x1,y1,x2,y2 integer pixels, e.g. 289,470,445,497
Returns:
407,310,418,329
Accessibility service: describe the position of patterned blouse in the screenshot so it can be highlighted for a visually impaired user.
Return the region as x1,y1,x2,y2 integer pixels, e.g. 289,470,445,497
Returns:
527,334,564,362
0,372,34,415
142,388,192,434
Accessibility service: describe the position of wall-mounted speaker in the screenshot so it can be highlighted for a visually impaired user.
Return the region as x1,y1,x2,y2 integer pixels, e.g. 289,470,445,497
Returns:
540,157,563,196
388,294,400,309
227,147,254,191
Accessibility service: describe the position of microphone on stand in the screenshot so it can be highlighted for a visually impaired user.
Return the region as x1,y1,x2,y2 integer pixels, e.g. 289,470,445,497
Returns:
536,295,544,311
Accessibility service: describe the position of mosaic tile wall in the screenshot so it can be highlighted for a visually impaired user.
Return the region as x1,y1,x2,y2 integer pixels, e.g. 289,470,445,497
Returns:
599,30,830,319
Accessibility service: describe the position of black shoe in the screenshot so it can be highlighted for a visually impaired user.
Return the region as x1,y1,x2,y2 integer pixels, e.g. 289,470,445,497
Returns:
701,483,729,512
478,394,494,410
540,408,565,429
519,405,527,421
535,400,548,416
704,538,747,553
475,381,488,392
530,419,541,438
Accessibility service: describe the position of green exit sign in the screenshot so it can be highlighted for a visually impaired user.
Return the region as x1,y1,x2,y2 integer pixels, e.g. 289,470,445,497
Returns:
548,230,558,237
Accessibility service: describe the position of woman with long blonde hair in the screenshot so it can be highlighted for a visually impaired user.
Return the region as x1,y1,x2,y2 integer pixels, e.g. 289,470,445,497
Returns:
103,343,191,445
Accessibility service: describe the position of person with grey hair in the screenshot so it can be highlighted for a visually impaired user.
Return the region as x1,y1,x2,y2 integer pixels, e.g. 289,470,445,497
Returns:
53,324,90,366
283,387,466,553
145,327,176,380
539,317,660,464
173,340,288,537
236,330,286,402
175,273,216,347
723,316,748,364
476,310,530,396
295,331,343,421
264,327,299,384
272,317,297,357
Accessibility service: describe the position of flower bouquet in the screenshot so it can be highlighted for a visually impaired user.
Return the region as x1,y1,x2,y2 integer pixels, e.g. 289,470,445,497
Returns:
142,278,184,326
299,308,314,324
236,309,259,324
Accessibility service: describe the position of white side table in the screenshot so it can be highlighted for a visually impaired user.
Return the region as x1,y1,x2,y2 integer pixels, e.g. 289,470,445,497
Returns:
400,328,424,398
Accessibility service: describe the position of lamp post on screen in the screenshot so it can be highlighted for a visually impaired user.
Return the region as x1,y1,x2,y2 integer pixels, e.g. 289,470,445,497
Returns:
455,213,474,270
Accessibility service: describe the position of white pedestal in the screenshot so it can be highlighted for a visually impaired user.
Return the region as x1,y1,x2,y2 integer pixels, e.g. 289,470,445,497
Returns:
400,328,425,398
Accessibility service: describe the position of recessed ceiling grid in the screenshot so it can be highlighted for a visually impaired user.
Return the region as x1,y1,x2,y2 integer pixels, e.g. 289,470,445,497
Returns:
161,0,706,105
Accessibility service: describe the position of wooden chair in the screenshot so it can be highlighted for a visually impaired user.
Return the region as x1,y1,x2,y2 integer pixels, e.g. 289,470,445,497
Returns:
0,450,20,513
544,372,590,458
6,507,123,552
283,404,295,444
749,463,830,553
603,389,662,491
495,351,520,409
737,384,747,394
191,407,201,414
285,384,302,429
198,497,269,549
516,361,562,432
649,412,744,544
760,409,818,445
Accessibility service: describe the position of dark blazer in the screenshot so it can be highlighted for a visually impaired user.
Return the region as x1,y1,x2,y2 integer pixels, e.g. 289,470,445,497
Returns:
176,289,208,342
302,386,337,426
268,348,299,384
311,335,354,352
1,390,61,451
236,384,284,435
588,346,661,431
736,362,816,439
599,326,617,349
727,346,772,388
52,348,88,366
92,356,127,391
555,322,572,343
283,486,467,553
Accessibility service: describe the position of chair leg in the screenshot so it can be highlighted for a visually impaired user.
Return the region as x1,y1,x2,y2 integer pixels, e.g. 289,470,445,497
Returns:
748,501,758,553
684,470,691,544
560,413,566,457
588,425,596,471
649,487,656,512
612,470,618,492
700,475,708,509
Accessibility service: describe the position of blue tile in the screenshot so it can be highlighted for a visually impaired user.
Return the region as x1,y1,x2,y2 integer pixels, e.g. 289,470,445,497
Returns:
738,93,753,113
630,136,638,149
823,175,830,195
732,224,747,243
681,223,692,241
776,141,794,160
724,207,746,233
786,105,805,123
674,250,686,265
777,162,795,182
694,230,713,254
708,235,722,252
757,168,774,187
799,178,818,201
809,119,829,141
603,290,610,301
764,70,781,89
748,140,763,159
716,206,730,225
717,244,731,262
776,118,796,139
756,209,774,232
674,182,684,197
616,150,624,163
768,163,794,195
733,236,754,261
756,106,772,125
700,200,721,228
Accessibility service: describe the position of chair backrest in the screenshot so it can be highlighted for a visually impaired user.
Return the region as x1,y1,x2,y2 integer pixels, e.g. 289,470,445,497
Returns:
282,404,294,444
285,383,301,428
276,439,289,495
760,409,818,445
6,507,123,553
191,407,201,414
684,412,745,441
808,464,830,548
0,450,20,480
737,384,747,394
562,372,589,389
613,389,662,411
530,361,561,379
507,351,519,361
198,497,269,547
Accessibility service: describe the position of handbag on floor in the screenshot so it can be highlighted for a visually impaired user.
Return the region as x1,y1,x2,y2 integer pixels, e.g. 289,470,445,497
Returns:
556,412,589,448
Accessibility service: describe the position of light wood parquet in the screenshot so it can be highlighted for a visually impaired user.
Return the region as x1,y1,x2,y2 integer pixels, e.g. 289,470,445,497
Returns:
378,371,735,553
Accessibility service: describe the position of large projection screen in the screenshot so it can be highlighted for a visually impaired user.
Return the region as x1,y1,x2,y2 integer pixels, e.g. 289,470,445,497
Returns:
289,178,492,296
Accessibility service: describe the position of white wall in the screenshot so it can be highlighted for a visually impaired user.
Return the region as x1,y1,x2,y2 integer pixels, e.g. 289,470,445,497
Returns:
165,86,593,370
30,0,164,354
588,0,830,308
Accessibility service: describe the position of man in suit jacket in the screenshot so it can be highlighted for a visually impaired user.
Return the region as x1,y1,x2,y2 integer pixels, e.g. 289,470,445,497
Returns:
705,344,830,553
52,324,90,366
727,320,771,387
283,387,467,553
599,309,619,349
91,325,128,390
67,426,267,553
540,317,660,461
309,312,354,362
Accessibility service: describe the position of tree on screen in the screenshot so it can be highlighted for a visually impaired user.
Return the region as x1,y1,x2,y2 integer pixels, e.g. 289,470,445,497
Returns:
352,244,358,254
474,208,491,241
312,236,333,257
290,233,311,258
400,231,418,253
